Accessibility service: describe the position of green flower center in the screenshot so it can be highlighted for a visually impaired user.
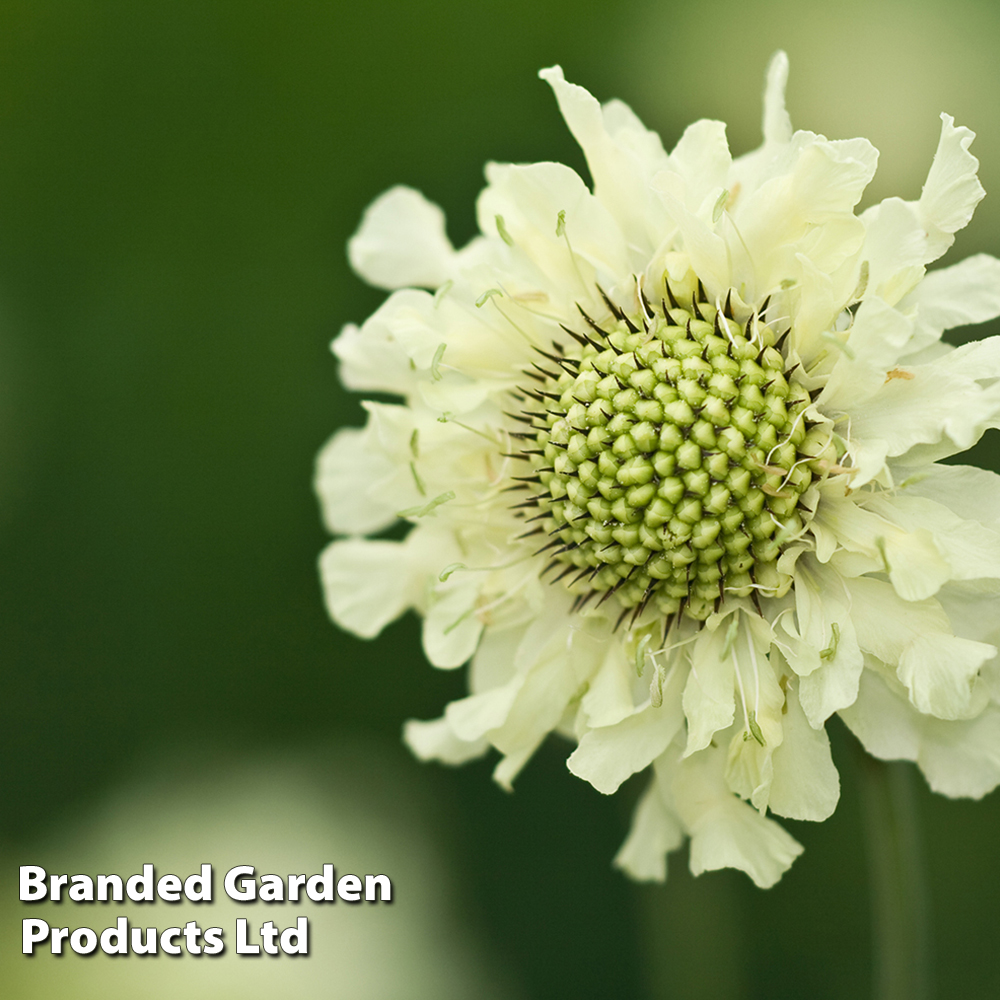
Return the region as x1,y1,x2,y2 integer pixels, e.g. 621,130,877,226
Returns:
511,285,814,624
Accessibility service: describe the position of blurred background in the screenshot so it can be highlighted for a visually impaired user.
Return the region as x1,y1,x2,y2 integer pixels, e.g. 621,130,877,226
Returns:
2,1,999,996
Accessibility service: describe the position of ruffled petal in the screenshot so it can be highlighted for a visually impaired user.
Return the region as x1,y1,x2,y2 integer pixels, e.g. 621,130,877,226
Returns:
332,320,418,397
318,531,439,639
613,773,685,882
846,577,994,720
314,425,407,536
403,716,490,765
539,65,669,255
917,114,985,258
761,50,792,146
682,625,735,755
476,161,630,293
671,746,803,888
568,667,684,795
840,669,1000,799
347,185,456,290
899,254,1000,355
768,683,840,821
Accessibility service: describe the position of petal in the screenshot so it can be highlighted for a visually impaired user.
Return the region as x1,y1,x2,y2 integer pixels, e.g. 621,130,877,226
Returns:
768,684,840,821
761,50,792,146
893,463,1000,531
864,492,1000,585
568,671,685,795
403,716,490,765
613,776,684,882
841,668,1000,799
917,114,985,257
672,746,803,888
846,576,995,719
860,197,931,305
900,254,1000,355
682,625,735,755
445,674,524,742
846,365,1000,477
347,186,456,290
377,287,524,379
819,297,913,411
779,557,864,726
796,616,864,728
476,160,629,292
539,65,669,254
580,643,638,728
896,632,993,721
423,576,486,669
314,416,417,536
813,484,951,601
667,119,732,213
917,705,1000,799
318,534,431,639
332,319,417,396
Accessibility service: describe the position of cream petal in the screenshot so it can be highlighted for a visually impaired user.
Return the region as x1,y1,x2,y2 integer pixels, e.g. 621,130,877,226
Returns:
380,287,525,379
917,114,985,258
845,577,995,719
493,743,541,791
314,424,409,535
539,65,669,255
819,297,913,411
492,654,579,756
900,254,1000,355
445,675,524,742
403,716,490,765
667,119,732,212
761,50,792,146
935,579,1000,649
682,625,735,755
732,138,874,300
601,97,671,176
917,705,1000,799
795,617,864,728
897,632,993,721
348,186,456,290
469,621,526,693
318,536,427,639
568,671,685,795
768,684,840,821
779,558,864,726
476,160,629,293
813,484,951,601
423,577,486,669
332,320,417,396
933,334,1000,380
840,669,1000,799
613,776,684,882
860,197,930,305
893,463,1000,530
650,179,730,296
847,364,1000,476
723,626,786,813
864,492,1000,585
838,663,920,761
580,643,637,728
673,747,803,888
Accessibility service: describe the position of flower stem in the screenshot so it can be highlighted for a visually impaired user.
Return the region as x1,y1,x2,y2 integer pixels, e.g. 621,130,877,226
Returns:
857,752,932,1000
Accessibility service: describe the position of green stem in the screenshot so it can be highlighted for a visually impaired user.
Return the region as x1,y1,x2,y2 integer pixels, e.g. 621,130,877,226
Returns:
856,752,932,1000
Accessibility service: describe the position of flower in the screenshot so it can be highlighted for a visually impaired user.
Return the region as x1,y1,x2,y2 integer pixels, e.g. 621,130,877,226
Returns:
316,53,1000,887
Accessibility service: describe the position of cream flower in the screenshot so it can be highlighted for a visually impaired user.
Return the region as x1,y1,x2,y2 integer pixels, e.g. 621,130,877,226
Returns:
317,53,1000,887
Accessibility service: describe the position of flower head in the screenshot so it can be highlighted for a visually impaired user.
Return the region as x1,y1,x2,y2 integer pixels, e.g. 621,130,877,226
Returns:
318,54,1000,886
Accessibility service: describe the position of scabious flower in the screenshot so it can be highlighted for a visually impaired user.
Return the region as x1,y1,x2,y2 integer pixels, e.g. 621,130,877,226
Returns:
317,53,1000,887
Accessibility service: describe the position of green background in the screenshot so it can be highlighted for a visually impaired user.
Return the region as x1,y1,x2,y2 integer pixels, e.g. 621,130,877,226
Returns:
2,1,1000,996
